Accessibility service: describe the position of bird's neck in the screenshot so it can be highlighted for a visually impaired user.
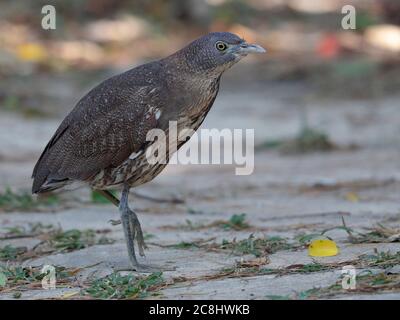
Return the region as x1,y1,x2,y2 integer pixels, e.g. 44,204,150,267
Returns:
162,52,223,81
160,54,220,99
154,53,222,122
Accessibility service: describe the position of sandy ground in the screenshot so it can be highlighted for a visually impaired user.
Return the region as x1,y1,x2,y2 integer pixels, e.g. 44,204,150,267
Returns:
1,75,400,299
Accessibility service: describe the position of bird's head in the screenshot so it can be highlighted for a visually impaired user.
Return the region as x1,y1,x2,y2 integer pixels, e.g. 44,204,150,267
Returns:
177,32,266,76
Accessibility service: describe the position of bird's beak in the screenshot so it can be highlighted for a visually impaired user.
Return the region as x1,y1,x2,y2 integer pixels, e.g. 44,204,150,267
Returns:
234,42,266,55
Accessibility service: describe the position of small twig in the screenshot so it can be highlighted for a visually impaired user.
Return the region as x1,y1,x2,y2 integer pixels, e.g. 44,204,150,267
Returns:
0,234,37,240
132,191,185,204
150,237,216,248
341,216,358,241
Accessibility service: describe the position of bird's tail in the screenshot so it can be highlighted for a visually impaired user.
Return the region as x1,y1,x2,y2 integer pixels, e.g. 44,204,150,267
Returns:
33,177,71,194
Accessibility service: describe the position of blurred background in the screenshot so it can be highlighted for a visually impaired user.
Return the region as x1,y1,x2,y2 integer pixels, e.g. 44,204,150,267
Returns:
0,0,399,202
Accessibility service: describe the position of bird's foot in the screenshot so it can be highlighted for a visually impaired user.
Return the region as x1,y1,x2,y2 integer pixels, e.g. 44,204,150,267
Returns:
118,185,173,274
119,204,148,263
126,208,147,256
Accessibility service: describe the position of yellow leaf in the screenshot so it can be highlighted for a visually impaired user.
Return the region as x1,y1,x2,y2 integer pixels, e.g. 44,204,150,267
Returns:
308,238,339,257
17,43,46,62
345,192,359,202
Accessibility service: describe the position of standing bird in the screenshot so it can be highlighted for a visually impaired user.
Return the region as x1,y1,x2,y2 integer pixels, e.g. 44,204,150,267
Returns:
32,32,265,271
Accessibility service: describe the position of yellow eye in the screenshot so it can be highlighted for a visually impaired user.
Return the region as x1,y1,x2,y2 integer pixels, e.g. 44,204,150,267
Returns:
216,41,228,51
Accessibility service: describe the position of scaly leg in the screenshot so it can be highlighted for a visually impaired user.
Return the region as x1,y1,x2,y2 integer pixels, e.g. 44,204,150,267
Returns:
119,184,148,269
97,188,175,272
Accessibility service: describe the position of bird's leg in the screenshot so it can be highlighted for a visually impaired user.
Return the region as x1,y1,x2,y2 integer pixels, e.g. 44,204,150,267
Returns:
97,189,120,206
119,184,147,268
97,188,175,272
95,190,122,225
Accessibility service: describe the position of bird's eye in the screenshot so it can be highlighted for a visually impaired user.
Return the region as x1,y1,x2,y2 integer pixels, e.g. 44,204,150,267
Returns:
215,41,228,51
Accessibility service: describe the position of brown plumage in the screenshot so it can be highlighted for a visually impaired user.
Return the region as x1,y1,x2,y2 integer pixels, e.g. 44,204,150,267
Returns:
32,32,265,270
